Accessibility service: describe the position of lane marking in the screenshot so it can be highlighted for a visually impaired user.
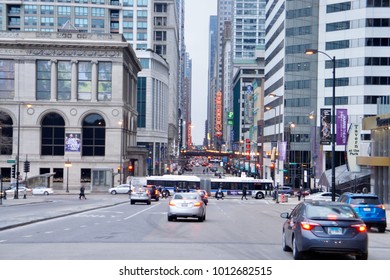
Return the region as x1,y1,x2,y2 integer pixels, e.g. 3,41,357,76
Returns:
124,203,160,220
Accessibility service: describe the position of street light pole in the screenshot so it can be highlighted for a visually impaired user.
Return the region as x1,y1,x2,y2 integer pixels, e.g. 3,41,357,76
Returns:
15,103,21,199
64,159,72,193
118,120,123,184
305,49,336,201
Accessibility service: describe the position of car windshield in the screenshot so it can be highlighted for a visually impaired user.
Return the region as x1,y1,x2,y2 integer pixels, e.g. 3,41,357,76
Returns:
350,197,380,205
173,193,198,200
306,204,358,219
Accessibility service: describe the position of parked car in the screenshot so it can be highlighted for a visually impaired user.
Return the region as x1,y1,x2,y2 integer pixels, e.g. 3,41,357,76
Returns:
130,186,151,205
108,184,132,195
32,186,54,195
5,186,32,197
280,201,368,260
305,192,340,201
168,192,206,222
277,186,294,196
338,192,387,233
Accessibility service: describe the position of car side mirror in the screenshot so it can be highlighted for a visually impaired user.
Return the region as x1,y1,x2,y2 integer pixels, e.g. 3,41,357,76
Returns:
280,212,290,219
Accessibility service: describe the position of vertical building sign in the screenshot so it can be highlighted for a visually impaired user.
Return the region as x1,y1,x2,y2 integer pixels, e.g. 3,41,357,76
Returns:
215,91,223,138
346,123,361,172
336,109,348,145
320,108,331,145
187,121,192,148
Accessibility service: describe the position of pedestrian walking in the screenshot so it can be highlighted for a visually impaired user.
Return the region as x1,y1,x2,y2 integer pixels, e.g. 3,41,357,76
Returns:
241,186,248,200
79,186,87,200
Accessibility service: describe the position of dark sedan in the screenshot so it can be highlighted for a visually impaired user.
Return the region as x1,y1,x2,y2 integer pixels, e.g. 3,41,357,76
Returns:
280,201,368,260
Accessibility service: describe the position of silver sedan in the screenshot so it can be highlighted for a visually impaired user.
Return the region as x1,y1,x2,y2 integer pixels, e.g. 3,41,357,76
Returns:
167,192,206,222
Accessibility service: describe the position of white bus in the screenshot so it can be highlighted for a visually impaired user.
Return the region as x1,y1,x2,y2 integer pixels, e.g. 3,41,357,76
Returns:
146,175,273,199
208,177,273,199
146,175,201,196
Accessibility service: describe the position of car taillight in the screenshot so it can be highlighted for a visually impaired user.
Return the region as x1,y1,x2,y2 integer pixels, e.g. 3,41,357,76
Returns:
193,202,202,207
300,221,319,231
351,224,367,232
169,202,176,206
376,204,386,210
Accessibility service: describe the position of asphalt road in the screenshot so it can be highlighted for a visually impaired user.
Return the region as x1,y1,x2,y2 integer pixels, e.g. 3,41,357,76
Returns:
0,194,389,260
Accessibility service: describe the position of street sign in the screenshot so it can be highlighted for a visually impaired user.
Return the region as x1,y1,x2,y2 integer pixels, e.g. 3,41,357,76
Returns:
7,159,15,164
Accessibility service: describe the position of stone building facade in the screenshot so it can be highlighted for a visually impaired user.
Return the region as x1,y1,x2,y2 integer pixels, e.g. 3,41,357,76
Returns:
0,31,145,192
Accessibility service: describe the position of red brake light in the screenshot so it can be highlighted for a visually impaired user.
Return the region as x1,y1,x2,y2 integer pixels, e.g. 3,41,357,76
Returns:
327,214,338,220
169,202,176,206
351,224,367,232
300,221,319,231
194,202,202,207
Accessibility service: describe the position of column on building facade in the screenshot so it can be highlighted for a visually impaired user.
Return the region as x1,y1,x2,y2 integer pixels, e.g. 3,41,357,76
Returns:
91,60,98,102
50,59,57,100
71,60,78,100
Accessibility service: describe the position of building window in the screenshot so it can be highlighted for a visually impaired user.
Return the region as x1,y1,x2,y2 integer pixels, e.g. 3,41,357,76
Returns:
37,60,51,100
82,113,106,156
81,168,91,183
137,0,148,7
0,111,13,155
53,168,64,183
0,60,14,99
57,61,71,100
154,31,166,41
98,62,112,101
58,6,71,15
154,3,167,12
78,61,92,100
137,77,146,128
41,113,65,156
154,44,166,55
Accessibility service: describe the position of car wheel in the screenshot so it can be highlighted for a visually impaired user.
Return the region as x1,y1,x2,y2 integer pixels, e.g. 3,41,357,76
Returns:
378,225,386,233
282,231,291,252
44,191,49,195
292,236,303,260
111,191,117,195
147,200,151,205
356,253,368,260
130,200,135,205
155,197,159,201
256,192,264,199
168,215,173,222
198,215,204,222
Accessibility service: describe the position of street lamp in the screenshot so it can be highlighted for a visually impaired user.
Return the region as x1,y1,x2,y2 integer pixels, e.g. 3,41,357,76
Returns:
15,103,32,199
118,120,123,184
64,158,72,193
305,49,336,201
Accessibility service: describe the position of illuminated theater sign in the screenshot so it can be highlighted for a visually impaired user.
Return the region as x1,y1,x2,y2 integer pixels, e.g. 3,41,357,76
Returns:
215,91,223,138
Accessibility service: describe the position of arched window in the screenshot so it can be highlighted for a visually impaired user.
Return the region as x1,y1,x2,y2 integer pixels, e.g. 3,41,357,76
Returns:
41,113,65,156
82,113,106,156
0,111,13,155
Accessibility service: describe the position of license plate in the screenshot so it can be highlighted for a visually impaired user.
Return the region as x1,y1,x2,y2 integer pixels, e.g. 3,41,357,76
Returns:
181,203,188,207
328,227,343,235
363,208,371,212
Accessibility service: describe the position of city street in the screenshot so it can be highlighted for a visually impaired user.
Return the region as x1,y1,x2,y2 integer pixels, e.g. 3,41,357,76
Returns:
0,194,389,260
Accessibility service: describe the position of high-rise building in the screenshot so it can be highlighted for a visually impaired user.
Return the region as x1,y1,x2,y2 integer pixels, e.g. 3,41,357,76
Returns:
265,1,390,192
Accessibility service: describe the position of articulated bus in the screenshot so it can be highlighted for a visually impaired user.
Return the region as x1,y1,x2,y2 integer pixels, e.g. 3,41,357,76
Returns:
146,175,273,199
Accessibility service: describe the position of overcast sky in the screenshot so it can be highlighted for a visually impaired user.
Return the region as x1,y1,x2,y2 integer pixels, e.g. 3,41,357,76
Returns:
185,0,217,146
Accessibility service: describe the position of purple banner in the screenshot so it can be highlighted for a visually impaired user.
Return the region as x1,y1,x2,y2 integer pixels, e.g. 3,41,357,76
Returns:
336,109,348,145
278,141,287,161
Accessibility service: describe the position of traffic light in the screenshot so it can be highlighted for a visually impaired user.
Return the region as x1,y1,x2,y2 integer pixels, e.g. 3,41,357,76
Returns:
24,161,30,173
128,165,133,172
11,164,16,178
